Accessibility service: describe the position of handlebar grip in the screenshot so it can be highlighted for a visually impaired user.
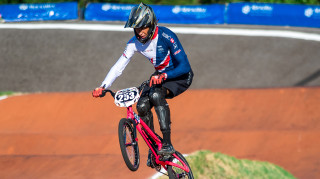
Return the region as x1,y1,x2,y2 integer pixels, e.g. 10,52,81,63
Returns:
103,89,115,98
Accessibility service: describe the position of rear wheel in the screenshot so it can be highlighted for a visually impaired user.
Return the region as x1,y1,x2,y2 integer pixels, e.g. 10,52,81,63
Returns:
118,118,140,171
167,151,194,179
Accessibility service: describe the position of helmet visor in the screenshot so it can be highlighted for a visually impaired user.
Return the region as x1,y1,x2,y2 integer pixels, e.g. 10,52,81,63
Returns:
124,4,153,28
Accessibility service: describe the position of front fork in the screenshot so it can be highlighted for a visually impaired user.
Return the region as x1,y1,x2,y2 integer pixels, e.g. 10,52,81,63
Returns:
126,118,138,144
127,107,139,143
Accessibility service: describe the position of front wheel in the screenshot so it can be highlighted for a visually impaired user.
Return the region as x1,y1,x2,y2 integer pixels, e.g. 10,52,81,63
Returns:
118,118,140,171
167,151,194,179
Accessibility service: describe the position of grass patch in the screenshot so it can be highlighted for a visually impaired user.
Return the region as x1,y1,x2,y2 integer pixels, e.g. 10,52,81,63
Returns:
186,150,296,179
156,150,296,179
0,91,14,97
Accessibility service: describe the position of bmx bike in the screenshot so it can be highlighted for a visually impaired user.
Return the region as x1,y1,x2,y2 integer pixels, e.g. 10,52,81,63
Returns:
102,80,194,179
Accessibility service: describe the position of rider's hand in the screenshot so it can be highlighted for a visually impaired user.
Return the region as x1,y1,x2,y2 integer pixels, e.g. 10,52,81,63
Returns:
92,87,105,98
149,73,167,87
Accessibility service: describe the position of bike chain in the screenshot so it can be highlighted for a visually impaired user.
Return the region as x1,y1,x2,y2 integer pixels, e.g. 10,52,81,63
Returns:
159,171,169,176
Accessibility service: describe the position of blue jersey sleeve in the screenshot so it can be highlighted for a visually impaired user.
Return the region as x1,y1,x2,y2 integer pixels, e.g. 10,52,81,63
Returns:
161,27,191,79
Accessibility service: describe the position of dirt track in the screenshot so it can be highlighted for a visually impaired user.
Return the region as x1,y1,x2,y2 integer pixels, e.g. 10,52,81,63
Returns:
1,87,319,179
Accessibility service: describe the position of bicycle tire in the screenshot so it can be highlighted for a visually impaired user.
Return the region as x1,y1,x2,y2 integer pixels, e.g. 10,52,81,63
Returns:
167,151,194,179
118,118,140,171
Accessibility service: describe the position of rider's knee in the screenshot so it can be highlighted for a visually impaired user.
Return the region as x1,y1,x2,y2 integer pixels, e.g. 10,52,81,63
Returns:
149,88,167,106
136,96,151,116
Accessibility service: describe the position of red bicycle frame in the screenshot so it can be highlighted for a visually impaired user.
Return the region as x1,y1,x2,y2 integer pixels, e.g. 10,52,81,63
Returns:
126,106,190,173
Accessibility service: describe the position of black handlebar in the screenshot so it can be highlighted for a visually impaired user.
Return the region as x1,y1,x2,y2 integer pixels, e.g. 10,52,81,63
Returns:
102,89,115,98
102,80,149,99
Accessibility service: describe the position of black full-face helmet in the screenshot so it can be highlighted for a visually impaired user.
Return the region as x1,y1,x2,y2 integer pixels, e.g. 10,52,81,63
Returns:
124,2,157,44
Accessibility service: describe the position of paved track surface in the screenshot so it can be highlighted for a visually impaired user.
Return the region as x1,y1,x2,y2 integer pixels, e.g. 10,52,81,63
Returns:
1,23,320,92
1,23,320,179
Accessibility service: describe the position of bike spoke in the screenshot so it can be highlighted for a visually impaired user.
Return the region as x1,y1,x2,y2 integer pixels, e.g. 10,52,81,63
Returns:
125,141,136,146
124,127,135,163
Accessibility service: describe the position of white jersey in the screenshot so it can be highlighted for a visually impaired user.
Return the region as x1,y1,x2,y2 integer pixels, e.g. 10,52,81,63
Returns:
101,26,191,89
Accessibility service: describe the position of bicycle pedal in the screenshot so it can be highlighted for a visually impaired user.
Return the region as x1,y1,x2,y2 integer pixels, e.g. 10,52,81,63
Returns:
154,164,161,172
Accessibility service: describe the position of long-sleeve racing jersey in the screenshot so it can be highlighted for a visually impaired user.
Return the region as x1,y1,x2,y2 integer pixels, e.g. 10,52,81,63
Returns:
101,26,191,89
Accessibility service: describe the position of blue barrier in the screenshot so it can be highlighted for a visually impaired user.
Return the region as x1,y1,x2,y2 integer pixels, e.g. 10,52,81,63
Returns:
85,3,135,21
85,3,225,24
0,2,78,22
226,3,320,28
0,2,320,29
153,4,225,24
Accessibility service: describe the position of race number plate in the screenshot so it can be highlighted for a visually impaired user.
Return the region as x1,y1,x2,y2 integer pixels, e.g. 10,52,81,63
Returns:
114,87,140,107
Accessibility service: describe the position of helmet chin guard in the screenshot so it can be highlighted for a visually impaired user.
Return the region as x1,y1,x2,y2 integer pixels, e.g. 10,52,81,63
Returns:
125,2,157,44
